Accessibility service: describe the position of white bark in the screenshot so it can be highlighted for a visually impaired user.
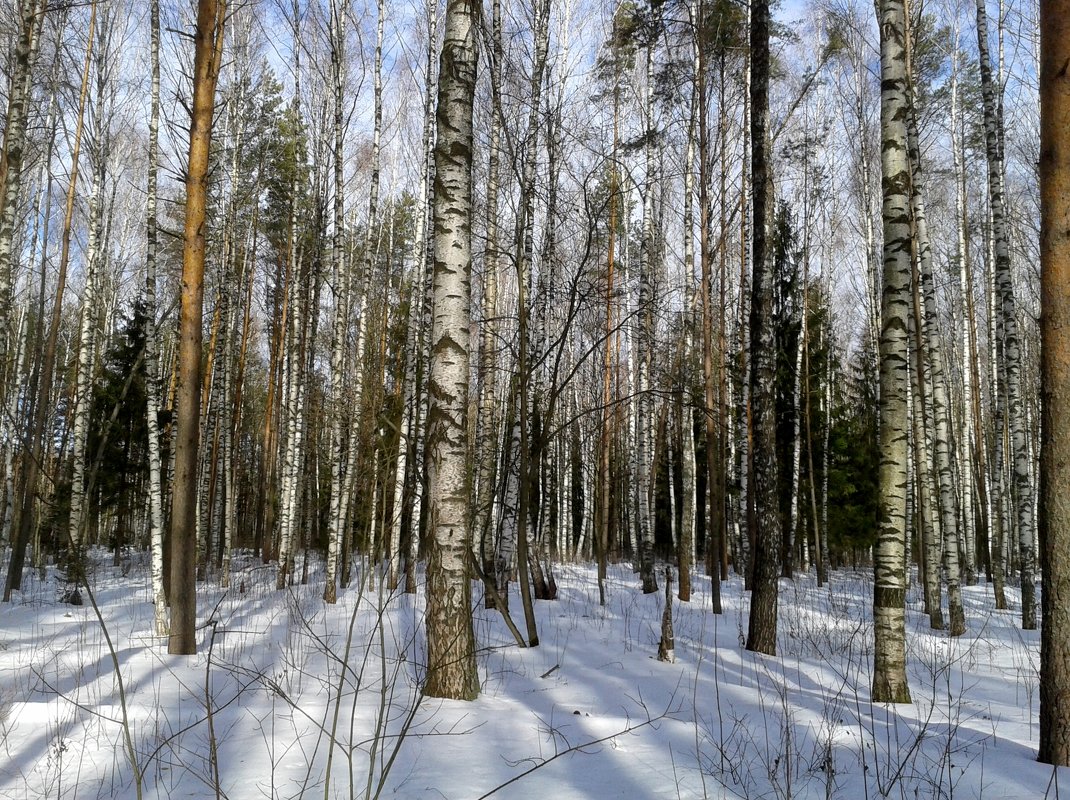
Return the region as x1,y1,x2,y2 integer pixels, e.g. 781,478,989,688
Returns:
424,0,479,699
67,117,107,556
873,0,912,703
976,0,1035,629
324,0,351,603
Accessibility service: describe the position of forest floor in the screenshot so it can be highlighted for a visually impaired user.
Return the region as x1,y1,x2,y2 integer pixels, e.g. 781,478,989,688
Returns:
0,550,1063,799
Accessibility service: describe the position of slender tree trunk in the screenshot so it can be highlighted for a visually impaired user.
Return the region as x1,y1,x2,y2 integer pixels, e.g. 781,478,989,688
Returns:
909,286,943,630
67,94,106,570
976,0,1035,630
679,17,698,601
698,6,722,613
951,56,980,588
476,0,503,606
0,0,43,410
423,0,479,700
145,0,168,633
872,0,912,704
512,0,550,642
636,10,658,596
170,0,226,655
745,0,779,656
903,26,965,634
324,0,350,604
3,9,80,601
597,49,621,607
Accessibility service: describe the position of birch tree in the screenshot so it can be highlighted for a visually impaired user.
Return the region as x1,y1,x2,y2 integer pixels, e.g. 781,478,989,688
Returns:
872,0,912,704
0,0,43,405
144,0,168,634
323,0,351,604
975,0,1035,630
3,5,83,601
423,0,479,701
67,5,108,575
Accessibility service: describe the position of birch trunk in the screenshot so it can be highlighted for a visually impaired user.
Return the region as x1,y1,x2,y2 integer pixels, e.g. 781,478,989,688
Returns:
909,290,943,630
512,0,551,642
67,140,105,570
144,0,168,632
951,58,980,587
393,0,437,595
679,22,697,600
3,11,81,601
66,5,106,571
904,26,965,634
323,0,350,604
976,0,1035,630
636,14,658,596
475,0,503,603
424,0,479,700
873,0,912,703
0,0,43,400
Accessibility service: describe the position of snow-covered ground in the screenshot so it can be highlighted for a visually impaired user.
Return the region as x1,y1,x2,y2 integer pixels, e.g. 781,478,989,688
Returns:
0,552,1063,799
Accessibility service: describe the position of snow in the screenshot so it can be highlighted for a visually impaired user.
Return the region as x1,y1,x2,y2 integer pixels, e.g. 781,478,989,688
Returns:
0,553,1065,799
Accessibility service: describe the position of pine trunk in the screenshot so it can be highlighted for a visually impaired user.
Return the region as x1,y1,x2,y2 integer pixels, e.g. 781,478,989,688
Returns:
1039,0,1070,763
170,0,225,655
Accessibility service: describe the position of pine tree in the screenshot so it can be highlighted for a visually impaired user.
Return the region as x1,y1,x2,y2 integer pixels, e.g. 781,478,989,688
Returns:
1038,0,1070,765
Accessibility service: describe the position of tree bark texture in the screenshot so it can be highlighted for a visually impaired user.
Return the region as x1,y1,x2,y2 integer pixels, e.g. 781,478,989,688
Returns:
976,0,1035,630
873,0,912,704
170,0,225,655
745,0,779,656
1039,0,1070,765
424,0,479,701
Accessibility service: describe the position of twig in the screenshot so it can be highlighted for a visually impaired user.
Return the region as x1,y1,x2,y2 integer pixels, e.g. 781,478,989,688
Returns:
474,707,671,799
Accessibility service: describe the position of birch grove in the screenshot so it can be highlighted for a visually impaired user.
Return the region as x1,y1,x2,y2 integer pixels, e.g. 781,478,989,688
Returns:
0,0,1054,723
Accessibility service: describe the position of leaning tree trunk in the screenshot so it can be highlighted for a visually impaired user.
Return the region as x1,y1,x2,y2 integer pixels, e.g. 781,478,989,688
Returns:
872,0,912,704
323,0,350,604
67,124,106,574
0,0,43,411
3,5,80,602
475,0,502,605
392,0,436,594
904,27,965,634
511,0,550,644
423,0,479,701
976,0,1035,630
635,12,658,596
909,290,944,631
